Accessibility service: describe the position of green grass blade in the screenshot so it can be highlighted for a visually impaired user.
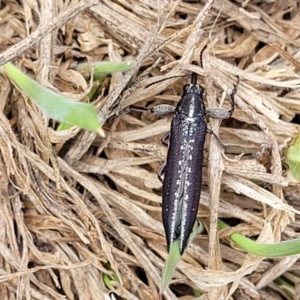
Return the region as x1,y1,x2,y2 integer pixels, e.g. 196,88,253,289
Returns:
4,63,101,133
160,220,204,294
103,273,115,290
76,59,136,76
160,238,181,295
102,263,120,290
218,219,300,257
286,132,300,181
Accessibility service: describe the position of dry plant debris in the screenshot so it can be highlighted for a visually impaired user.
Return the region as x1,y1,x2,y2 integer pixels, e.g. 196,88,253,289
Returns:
1,0,300,299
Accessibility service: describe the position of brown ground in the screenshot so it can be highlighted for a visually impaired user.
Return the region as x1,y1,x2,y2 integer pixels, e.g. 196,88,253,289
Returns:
1,0,300,299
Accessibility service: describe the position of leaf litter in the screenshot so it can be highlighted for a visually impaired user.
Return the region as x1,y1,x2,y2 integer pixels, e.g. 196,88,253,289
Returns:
1,0,300,299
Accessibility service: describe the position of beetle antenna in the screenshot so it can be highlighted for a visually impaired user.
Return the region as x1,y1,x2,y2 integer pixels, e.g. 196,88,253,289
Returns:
200,44,208,68
189,43,209,85
145,75,187,88
191,72,197,85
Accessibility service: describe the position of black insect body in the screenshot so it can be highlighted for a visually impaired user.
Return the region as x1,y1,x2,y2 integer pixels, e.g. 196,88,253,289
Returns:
162,73,207,254
120,71,239,255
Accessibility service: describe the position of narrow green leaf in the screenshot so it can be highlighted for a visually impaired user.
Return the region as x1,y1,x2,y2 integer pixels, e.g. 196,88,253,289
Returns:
102,263,120,290
4,62,102,133
76,59,136,76
286,132,300,181
193,289,202,297
103,273,115,290
218,219,300,257
56,122,72,131
160,220,204,294
275,277,295,298
189,219,204,241
160,238,181,295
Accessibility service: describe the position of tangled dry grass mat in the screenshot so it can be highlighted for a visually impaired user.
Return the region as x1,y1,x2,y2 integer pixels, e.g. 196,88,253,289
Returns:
1,0,300,299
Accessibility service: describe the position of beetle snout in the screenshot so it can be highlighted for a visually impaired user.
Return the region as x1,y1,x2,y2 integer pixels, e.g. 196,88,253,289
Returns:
183,84,203,95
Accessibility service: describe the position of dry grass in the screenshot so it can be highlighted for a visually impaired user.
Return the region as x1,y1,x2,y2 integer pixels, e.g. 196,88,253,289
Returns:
1,0,300,299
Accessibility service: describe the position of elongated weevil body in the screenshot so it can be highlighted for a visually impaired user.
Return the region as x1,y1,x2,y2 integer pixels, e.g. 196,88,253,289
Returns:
162,72,207,255
120,69,239,255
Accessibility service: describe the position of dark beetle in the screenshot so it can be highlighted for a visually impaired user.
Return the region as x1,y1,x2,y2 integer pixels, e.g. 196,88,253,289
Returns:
119,69,239,255
162,72,207,254
159,71,238,255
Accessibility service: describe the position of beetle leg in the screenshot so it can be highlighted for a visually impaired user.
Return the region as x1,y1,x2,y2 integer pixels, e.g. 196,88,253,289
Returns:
150,104,175,116
161,132,170,146
157,132,170,182
206,107,233,119
207,128,225,150
116,104,175,118
115,104,149,117
157,162,166,183
206,76,240,119
229,75,240,113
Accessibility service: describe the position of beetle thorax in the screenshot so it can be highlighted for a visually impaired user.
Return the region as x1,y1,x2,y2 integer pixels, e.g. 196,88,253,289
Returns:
176,84,205,118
